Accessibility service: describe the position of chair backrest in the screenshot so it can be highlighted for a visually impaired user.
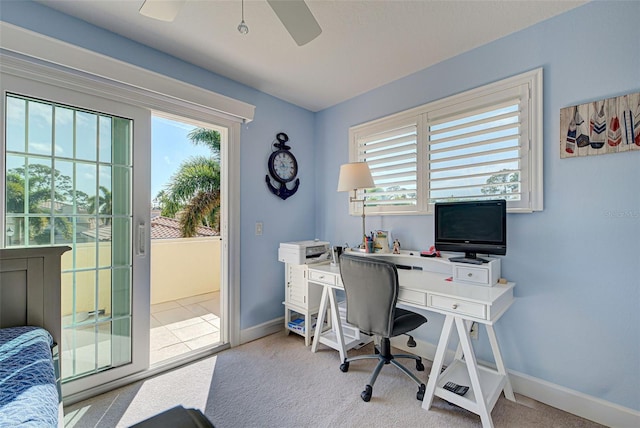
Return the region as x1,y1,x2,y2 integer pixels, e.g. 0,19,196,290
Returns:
339,253,398,337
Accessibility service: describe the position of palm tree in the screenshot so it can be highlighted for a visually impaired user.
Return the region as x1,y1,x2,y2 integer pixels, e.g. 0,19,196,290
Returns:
6,165,73,244
187,128,220,161
88,186,112,224
157,128,222,237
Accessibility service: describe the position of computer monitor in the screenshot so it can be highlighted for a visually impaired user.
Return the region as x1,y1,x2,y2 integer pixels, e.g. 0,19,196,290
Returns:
434,199,506,264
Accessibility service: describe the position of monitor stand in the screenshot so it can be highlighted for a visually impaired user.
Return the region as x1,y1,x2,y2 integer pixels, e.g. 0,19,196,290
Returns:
449,252,488,265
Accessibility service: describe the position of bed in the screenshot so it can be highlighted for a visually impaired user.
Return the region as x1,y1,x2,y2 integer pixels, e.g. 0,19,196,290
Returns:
0,246,70,427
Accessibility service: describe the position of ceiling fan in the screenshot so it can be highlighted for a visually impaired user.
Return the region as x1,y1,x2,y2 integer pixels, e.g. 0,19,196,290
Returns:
139,0,322,46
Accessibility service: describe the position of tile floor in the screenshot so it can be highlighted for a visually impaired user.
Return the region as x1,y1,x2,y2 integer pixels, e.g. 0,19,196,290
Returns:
60,292,221,379
150,291,221,365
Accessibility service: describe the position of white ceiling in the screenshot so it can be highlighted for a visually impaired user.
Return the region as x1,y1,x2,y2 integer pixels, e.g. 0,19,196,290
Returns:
37,0,586,112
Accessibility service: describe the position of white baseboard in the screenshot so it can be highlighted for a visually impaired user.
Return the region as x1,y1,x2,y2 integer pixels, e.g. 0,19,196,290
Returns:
390,336,640,428
239,317,284,345
509,370,640,428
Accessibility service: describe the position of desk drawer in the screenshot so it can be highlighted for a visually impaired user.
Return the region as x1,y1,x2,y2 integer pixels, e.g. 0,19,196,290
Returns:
398,288,427,306
453,265,489,285
309,270,337,286
428,294,487,319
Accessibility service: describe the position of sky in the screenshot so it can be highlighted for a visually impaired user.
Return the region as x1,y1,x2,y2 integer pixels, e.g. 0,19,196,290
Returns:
151,116,213,202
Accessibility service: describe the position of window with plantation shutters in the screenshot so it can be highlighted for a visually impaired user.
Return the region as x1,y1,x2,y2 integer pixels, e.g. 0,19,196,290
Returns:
348,68,543,215
427,87,526,205
355,120,419,214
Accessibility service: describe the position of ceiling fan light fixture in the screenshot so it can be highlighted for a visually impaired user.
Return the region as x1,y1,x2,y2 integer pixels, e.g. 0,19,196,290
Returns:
238,0,249,35
238,20,249,35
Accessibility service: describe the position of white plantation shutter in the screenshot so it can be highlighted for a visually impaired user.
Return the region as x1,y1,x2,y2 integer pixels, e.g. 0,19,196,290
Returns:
347,68,542,215
427,84,528,205
356,121,418,213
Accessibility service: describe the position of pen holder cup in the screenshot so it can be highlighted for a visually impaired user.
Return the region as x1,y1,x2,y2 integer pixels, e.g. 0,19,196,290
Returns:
366,241,374,253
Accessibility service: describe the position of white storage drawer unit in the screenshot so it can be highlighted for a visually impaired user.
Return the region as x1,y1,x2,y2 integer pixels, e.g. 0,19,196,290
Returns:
452,258,500,286
454,265,489,285
283,263,323,346
286,264,323,308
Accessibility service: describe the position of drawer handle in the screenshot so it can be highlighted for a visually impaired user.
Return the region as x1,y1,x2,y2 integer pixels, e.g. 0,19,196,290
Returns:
452,304,459,309
318,275,325,279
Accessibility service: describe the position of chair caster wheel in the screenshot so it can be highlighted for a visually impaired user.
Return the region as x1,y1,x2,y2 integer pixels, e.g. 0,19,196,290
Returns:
361,385,372,402
417,383,426,401
406,335,417,348
416,359,425,371
340,362,350,372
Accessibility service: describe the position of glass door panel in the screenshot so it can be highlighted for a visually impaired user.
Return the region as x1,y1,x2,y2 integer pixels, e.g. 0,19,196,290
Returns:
2,79,150,398
4,93,133,380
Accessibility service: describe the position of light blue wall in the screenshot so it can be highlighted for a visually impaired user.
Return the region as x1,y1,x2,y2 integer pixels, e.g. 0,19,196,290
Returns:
0,1,316,329
2,0,639,413
315,1,640,411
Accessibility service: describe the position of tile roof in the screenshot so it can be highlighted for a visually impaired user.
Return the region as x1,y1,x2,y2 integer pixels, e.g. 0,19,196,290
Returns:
150,216,218,240
81,216,218,241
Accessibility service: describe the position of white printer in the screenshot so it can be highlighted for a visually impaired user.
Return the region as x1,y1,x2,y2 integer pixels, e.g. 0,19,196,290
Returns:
278,240,330,265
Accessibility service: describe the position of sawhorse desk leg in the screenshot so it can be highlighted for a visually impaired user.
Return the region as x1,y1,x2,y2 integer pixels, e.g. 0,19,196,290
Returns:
486,324,515,401
423,315,454,410
423,315,513,428
311,284,347,362
454,316,494,428
311,285,328,353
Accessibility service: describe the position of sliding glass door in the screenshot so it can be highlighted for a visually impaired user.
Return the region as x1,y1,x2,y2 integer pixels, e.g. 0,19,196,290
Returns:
2,74,151,397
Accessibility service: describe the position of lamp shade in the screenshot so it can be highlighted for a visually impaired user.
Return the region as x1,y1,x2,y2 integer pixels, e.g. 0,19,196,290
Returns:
337,162,374,192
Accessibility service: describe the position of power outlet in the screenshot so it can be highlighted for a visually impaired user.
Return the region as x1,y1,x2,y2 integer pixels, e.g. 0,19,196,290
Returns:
469,322,479,340
255,222,263,236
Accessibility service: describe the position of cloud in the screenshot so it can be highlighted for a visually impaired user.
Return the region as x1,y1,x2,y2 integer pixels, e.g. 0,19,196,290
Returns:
27,142,52,154
164,156,171,165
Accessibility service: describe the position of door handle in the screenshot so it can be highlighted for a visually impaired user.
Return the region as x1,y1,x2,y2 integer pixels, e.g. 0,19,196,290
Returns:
137,222,146,256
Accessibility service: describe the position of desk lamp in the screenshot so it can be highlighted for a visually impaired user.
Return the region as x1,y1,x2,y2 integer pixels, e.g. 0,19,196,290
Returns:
337,162,375,248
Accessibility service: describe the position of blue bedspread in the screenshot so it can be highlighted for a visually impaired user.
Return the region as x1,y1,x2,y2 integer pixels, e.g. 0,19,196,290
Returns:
0,326,59,427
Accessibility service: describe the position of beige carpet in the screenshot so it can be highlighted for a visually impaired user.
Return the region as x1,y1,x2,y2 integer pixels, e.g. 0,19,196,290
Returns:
64,332,603,427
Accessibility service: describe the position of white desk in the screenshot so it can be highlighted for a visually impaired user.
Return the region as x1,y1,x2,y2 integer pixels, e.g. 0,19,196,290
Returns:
308,252,515,428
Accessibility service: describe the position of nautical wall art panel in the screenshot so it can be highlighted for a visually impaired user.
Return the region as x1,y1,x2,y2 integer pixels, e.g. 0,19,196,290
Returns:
560,92,640,158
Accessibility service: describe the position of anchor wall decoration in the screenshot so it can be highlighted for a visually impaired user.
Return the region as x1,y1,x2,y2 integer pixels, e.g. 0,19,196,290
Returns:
265,132,300,200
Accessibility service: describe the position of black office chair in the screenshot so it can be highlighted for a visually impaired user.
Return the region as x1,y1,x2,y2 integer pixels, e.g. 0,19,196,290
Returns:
338,253,427,402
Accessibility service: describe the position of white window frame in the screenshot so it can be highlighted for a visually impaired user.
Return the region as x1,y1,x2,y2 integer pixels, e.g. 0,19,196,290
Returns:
348,68,543,215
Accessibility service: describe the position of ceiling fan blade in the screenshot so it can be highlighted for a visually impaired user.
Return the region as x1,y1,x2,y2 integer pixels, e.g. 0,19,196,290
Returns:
139,0,186,22
267,0,322,46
